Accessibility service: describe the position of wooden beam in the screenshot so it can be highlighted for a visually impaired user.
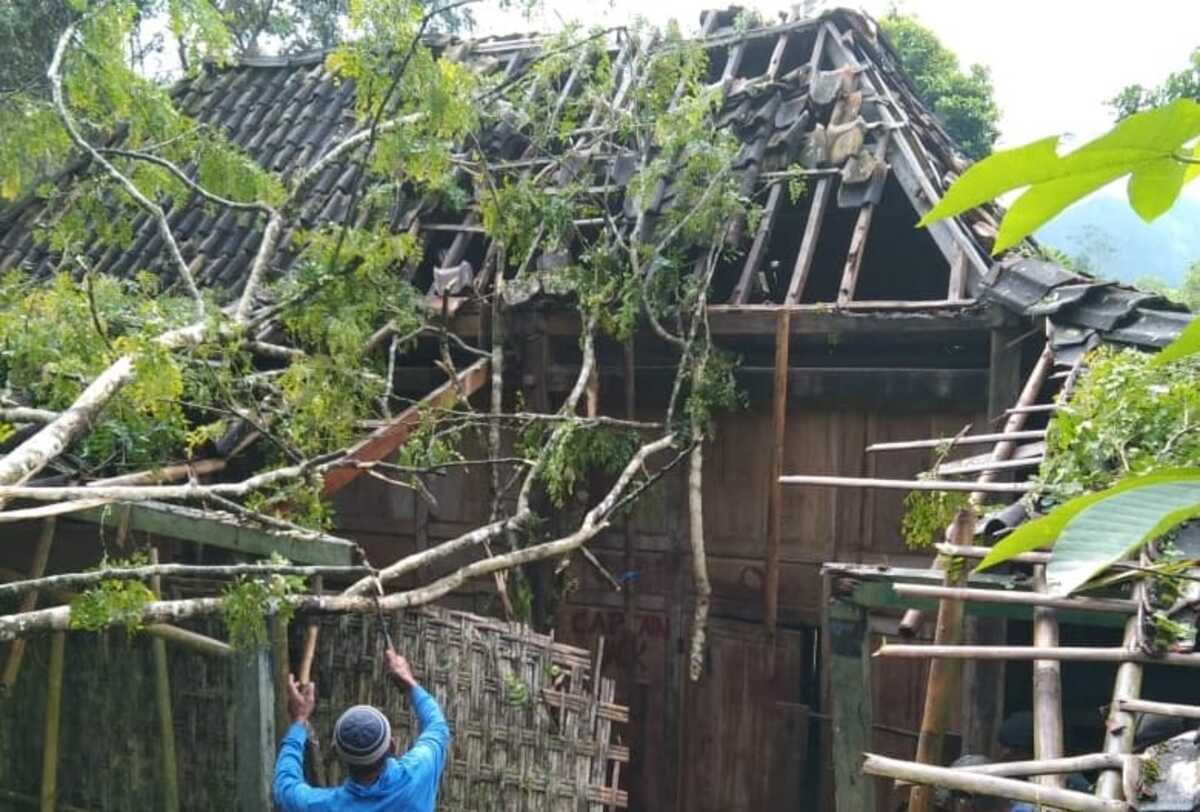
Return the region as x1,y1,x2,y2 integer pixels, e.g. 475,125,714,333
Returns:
780,475,1029,494
875,644,1200,666
947,250,969,301
731,182,784,304
784,176,832,304
866,430,1045,452
3,518,55,693
892,584,1135,614
323,357,489,496
73,501,358,566
764,309,789,665
1031,567,1065,791
837,133,892,304
447,301,1008,340
708,302,1008,337
235,644,275,812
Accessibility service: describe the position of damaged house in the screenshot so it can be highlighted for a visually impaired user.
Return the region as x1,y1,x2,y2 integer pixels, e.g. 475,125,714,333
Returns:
0,5,1195,811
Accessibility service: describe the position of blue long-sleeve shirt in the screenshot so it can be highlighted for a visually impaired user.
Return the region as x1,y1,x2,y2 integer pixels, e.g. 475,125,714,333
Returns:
273,685,451,812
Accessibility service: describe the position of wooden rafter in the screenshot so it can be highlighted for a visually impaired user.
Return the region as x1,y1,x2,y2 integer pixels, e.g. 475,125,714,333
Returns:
322,357,490,496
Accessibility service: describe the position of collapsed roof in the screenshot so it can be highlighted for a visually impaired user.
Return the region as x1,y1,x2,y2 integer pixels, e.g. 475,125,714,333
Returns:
0,7,1189,346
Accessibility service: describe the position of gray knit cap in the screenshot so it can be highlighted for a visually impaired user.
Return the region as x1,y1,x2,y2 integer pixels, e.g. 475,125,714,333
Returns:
333,705,392,766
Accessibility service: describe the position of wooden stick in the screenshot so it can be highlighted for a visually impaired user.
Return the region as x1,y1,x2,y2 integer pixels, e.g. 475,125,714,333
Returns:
2,518,56,694
933,543,1047,562
40,631,65,812
865,430,1046,453
89,458,226,487
934,544,1050,564
908,508,973,812
863,754,1125,812
149,549,181,812
1031,566,1064,791
1006,404,1059,415
837,132,892,303
784,177,831,304
874,644,1200,666
931,456,1043,477
298,575,322,684
953,752,1126,777
298,575,326,788
144,623,232,658
1116,698,1200,720
1096,580,1147,800
892,584,1136,614
779,475,1030,493
764,309,789,669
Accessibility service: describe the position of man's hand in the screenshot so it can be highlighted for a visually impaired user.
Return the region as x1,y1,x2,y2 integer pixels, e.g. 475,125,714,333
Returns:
385,648,417,689
287,674,316,724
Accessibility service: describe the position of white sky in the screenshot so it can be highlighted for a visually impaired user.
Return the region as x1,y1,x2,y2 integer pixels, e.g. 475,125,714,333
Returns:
478,0,1200,151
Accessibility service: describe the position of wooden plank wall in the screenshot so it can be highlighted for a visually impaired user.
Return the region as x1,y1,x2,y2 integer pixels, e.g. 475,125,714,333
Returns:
0,398,985,812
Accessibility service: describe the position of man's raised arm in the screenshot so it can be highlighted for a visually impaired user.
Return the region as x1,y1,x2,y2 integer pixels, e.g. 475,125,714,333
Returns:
386,649,451,784
272,675,327,811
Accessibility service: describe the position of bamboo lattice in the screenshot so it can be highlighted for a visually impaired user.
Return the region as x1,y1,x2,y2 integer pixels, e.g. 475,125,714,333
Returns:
0,606,626,811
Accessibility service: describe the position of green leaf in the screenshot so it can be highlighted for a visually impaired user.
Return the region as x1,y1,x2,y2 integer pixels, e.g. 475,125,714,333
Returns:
1128,157,1186,222
920,99,1200,251
1046,474,1200,596
917,136,1062,229
1154,315,1200,367
976,468,1200,573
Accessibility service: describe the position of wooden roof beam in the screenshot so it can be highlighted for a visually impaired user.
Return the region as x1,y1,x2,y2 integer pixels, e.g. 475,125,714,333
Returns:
322,357,490,496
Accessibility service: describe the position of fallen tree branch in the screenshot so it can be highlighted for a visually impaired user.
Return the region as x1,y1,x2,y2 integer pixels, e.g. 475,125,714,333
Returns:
0,563,371,601
48,23,205,314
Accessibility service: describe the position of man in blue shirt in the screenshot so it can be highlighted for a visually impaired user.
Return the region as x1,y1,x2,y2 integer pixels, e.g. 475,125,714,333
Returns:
273,648,451,811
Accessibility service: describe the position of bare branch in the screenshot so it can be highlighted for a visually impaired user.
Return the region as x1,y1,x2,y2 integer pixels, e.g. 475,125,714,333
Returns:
48,23,205,315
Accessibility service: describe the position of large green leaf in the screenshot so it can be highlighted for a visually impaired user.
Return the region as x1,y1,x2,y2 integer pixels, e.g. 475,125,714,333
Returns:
1046,478,1200,596
919,99,1200,252
975,468,1200,573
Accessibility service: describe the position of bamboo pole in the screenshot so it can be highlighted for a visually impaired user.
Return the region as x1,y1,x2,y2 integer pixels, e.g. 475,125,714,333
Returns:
143,624,232,658
779,475,1030,493
933,544,1050,564
863,754,1125,812
952,752,1125,777
931,456,1043,477
1096,581,1147,801
1117,698,1200,719
3,518,56,693
1031,566,1064,790
149,549,181,812
298,576,322,684
892,584,1136,614
908,508,974,812
875,644,1200,666
764,308,789,670
865,430,1045,453
39,631,65,812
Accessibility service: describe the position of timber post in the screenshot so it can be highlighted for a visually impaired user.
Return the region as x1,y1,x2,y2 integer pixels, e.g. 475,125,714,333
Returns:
235,641,276,811
824,574,875,812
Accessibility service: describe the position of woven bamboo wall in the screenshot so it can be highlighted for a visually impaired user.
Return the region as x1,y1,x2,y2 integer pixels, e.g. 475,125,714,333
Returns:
0,628,237,810
0,607,626,811
306,608,628,810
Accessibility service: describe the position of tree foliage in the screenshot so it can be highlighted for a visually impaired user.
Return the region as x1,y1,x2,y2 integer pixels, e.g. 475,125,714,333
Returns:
0,0,754,656
878,12,1000,160
1111,48,1200,121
